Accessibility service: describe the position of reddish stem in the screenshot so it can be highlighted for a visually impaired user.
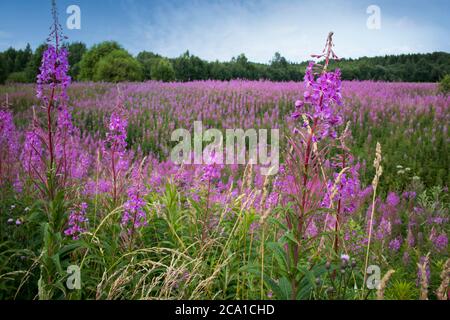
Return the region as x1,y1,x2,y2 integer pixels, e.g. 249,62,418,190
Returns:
46,87,56,200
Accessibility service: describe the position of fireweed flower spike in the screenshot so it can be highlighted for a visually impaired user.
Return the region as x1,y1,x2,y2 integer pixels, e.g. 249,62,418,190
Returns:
25,0,74,198
288,32,347,228
65,202,88,240
103,90,129,205
121,161,148,238
284,32,354,298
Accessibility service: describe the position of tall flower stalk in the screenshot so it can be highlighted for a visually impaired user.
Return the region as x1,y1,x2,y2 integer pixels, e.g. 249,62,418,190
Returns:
103,91,128,206
27,0,76,299
283,32,345,298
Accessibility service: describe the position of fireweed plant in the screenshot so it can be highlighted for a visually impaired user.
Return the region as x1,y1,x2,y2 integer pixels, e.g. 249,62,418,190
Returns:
21,1,78,299
264,32,359,299
0,4,449,300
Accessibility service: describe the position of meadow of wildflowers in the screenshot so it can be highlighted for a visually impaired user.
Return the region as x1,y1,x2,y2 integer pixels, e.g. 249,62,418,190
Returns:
0,10,449,302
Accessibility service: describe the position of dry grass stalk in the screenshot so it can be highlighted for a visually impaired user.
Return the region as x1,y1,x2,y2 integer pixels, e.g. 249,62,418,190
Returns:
363,142,383,294
418,254,430,300
376,269,395,300
436,258,450,300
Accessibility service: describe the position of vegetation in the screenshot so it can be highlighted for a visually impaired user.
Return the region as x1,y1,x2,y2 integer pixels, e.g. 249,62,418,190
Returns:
93,50,143,82
438,74,450,95
1,41,449,84
0,3,448,302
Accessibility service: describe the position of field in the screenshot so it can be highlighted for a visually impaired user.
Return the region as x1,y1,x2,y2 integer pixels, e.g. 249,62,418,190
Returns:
1,73,449,300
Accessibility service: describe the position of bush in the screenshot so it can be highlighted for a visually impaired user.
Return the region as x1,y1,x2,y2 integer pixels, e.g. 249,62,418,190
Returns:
78,41,122,81
6,71,28,83
438,74,450,95
137,51,161,80
93,50,143,82
151,58,175,82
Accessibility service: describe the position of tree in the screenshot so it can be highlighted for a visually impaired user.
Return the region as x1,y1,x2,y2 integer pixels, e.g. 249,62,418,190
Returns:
6,71,28,83
25,44,48,82
2,43,450,83
230,54,250,79
67,42,87,80
172,51,208,81
78,41,122,80
0,53,7,84
209,60,232,80
137,51,161,80
271,52,288,68
14,44,32,72
3,48,17,74
93,49,143,82
151,58,175,82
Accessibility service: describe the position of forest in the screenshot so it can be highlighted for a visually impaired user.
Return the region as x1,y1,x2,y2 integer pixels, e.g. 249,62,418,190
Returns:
1,41,449,84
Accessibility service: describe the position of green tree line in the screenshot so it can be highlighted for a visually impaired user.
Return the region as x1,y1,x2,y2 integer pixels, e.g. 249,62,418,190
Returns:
1,41,449,84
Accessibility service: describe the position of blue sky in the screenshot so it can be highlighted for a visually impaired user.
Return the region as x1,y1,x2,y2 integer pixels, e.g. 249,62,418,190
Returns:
1,0,449,62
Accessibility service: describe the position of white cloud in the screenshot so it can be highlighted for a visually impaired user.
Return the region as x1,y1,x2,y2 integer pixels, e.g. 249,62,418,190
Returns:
121,0,449,62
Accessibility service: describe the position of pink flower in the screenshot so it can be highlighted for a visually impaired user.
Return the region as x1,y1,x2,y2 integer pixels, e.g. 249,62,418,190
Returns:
295,100,304,108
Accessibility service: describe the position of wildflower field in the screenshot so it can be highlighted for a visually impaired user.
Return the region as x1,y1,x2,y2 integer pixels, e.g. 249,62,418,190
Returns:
1,66,449,300
0,4,449,301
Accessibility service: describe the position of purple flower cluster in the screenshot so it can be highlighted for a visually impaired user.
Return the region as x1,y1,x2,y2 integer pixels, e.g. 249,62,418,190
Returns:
121,185,147,232
103,111,129,177
292,61,344,140
21,130,43,175
200,150,222,182
121,165,148,232
386,192,400,207
376,217,392,240
107,112,128,153
432,233,448,252
0,110,18,156
388,237,402,252
0,110,19,183
36,46,71,104
64,202,88,240
321,166,361,214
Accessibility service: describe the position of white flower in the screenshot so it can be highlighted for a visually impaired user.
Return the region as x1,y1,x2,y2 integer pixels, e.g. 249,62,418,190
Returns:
11,205,16,209
7,218,14,224
24,207,30,212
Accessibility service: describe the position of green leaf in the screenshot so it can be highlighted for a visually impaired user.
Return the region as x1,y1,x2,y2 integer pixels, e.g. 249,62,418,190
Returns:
51,253,63,274
281,231,300,247
277,277,293,300
268,216,288,231
267,242,288,275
